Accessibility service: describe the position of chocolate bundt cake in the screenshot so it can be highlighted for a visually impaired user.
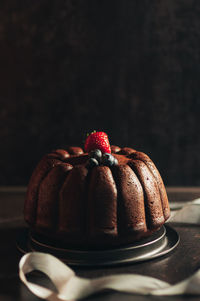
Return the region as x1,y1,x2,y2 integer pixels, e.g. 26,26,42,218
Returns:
24,134,170,249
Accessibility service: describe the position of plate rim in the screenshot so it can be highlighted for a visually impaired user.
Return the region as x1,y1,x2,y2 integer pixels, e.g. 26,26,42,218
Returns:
16,225,179,266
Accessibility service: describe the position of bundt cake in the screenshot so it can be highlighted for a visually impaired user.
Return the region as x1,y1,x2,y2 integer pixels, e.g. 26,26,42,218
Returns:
24,132,170,249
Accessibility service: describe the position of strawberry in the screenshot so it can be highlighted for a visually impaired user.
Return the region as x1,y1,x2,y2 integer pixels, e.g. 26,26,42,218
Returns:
84,131,111,154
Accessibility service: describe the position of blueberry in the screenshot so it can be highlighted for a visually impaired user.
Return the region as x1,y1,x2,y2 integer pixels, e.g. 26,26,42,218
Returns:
86,158,99,168
89,149,102,162
102,153,115,166
114,157,118,165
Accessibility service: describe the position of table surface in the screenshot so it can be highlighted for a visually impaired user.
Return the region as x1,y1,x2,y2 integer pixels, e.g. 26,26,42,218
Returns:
1,186,200,301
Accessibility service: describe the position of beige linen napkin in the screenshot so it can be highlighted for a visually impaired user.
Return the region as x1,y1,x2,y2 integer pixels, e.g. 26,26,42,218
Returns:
19,198,200,300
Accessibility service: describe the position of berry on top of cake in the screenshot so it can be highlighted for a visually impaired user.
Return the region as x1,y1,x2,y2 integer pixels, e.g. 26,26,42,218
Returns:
24,131,170,249
84,130,111,154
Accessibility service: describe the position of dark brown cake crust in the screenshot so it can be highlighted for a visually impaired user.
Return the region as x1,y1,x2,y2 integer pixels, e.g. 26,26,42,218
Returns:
24,146,170,249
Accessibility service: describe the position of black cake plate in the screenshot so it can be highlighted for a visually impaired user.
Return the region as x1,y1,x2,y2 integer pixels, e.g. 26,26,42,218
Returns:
16,225,179,267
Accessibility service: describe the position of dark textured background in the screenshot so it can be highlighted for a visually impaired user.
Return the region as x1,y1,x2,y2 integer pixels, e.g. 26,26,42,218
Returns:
0,0,200,186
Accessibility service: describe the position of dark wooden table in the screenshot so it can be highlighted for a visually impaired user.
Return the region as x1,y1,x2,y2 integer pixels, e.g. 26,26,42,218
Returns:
1,186,200,301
